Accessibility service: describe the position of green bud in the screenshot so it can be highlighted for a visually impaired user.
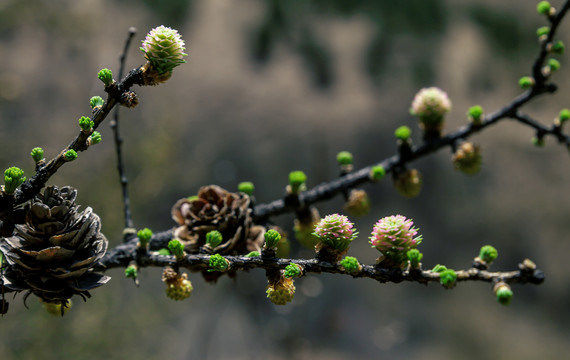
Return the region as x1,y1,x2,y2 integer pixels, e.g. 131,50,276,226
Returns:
288,171,307,193
479,245,498,264
141,26,187,77
30,147,44,163
125,265,138,279
532,136,545,147
548,58,561,72
336,151,353,165
89,131,102,145
168,239,185,258
264,229,282,248
238,181,255,195
370,165,386,181
467,105,484,124
186,195,198,201
245,251,260,257
406,249,423,268
137,228,153,247
284,263,303,278
339,256,361,273
97,68,114,86
79,116,94,132
537,1,551,15
205,230,223,248
495,283,513,305
157,248,171,256
439,269,457,289
536,26,550,37
89,96,105,109
551,41,565,54
394,126,411,141
431,264,447,273
559,109,570,123
3,167,26,194
64,150,78,162
518,76,534,89
208,254,229,272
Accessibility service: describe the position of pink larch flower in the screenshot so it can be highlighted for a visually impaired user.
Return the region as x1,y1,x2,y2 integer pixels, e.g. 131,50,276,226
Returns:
369,215,422,264
410,87,451,125
313,214,358,251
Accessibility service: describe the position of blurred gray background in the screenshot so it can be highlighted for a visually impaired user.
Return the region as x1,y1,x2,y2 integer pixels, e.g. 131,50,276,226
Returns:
0,0,569,359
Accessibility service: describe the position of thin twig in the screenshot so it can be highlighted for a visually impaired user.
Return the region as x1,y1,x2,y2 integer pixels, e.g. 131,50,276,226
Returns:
110,27,137,233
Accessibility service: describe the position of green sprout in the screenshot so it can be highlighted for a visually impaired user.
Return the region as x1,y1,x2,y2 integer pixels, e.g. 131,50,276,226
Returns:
439,269,457,289
496,284,513,305
537,1,551,15
30,147,44,163
284,263,302,278
206,230,223,248
79,116,94,132
406,249,423,269
479,245,498,264
90,96,105,109
519,76,534,89
238,181,255,195
551,40,565,54
467,105,484,124
245,251,260,257
536,26,550,37
137,228,153,248
339,256,361,273
394,126,412,141
64,150,78,162
97,68,114,86
431,264,447,273
3,167,26,194
559,109,570,124
370,165,386,181
336,151,353,166
168,239,185,258
89,131,102,145
548,58,561,72
157,248,171,256
208,254,229,272
264,229,282,248
288,171,307,193
125,265,138,279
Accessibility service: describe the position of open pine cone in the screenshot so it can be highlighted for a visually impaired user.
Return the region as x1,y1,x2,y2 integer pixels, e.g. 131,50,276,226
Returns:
171,185,265,255
0,186,109,309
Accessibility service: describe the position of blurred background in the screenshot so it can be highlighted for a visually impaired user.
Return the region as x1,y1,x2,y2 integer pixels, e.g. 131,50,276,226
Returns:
0,0,569,359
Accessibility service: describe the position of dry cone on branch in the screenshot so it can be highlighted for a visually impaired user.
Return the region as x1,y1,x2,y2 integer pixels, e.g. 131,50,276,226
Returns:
0,186,109,311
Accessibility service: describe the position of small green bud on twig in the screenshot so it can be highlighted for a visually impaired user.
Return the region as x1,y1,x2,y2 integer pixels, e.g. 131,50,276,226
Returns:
168,239,185,258
208,254,229,272
238,181,255,195
79,116,94,133
549,40,565,54
288,170,307,194
494,282,513,306
264,229,282,248
97,68,114,87
88,131,102,146
479,245,498,264
339,256,361,274
518,76,534,89
137,228,153,248
406,249,423,269
537,1,552,16
89,96,105,109
245,251,260,257
30,147,44,164
394,126,411,141
3,167,26,194
284,263,303,278
336,151,353,166
370,165,386,181
536,26,550,38
205,230,223,248
64,150,78,162
555,108,570,127
467,105,484,125
432,264,447,273
439,269,457,289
